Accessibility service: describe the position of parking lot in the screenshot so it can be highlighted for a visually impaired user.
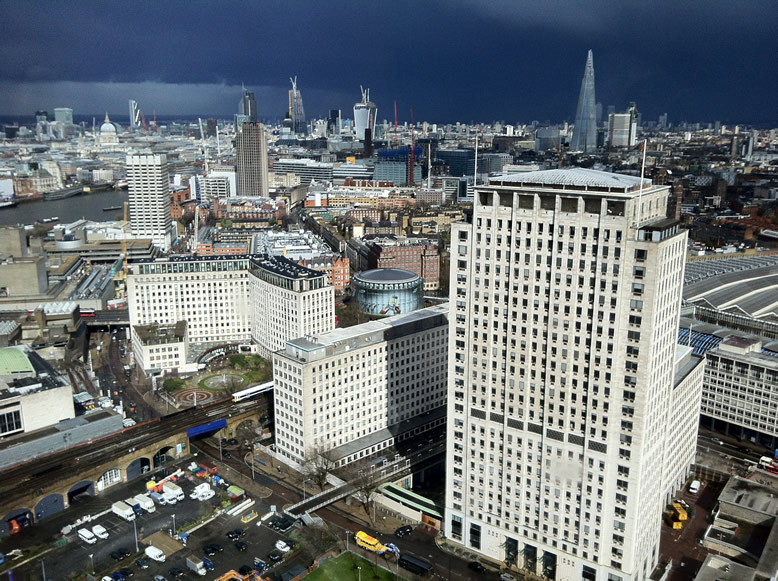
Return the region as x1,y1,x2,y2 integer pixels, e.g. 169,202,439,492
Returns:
2,461,303,580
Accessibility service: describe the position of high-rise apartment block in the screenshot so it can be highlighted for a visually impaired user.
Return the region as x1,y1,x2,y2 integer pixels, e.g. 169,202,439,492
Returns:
235,122,269,197
272,304,448,466
571,50,598,153
126,154,173,252
444,168,702,581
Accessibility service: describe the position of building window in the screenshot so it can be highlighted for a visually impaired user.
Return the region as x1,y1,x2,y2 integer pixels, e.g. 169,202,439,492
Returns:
469,522,481,550
0,409,22,435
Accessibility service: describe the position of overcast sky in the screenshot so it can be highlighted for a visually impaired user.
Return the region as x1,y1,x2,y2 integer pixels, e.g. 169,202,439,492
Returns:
1,1,775,124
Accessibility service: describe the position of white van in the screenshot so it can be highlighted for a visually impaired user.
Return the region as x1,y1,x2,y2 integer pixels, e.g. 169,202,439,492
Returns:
145,545,166,562
91,524,109,539
689,480,701,494
77,528,97,544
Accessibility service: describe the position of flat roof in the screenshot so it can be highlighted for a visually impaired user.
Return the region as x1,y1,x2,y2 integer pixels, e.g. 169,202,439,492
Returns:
354,268,420,283
489,168,651,192
285,303,448,352
0,346,34,375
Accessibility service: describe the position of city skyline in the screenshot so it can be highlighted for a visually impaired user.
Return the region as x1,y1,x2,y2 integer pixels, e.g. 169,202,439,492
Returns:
1,1,775,124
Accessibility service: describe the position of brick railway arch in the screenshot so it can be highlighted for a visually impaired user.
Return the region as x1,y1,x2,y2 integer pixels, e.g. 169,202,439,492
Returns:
126,457,152,481
153,446,176,468
34,493,65,521
1,507,33,537
67,480,96,505
234,418,259,444
97,467,123,492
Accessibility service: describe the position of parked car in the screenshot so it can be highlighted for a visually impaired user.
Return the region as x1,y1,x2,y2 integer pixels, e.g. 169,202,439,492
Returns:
110,551,125,561
711,438,724,446
267,551,282,564
168,568,184,578
135,558,149,569
468,561,487,573
204,543,223,555
226,528,246,540
274,540,291,553
238,565,253,576
110,573,125,581
235,541,248,552
201,557,215,571
118,567,134,578
395,525,413,538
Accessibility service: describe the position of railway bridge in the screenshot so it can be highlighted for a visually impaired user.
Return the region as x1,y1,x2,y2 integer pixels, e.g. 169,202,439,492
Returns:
0,397,265,536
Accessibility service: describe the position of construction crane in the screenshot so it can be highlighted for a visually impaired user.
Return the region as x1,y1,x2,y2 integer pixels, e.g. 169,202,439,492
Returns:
139,110,148,132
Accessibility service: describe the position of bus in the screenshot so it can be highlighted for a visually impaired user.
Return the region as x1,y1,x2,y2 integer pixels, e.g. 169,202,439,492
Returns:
79,308,96,317
354,531,387,554
231,381,274,403
398,553,433,576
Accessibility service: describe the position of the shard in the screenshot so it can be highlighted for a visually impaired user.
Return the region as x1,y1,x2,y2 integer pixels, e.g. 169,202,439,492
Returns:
570,50,597,153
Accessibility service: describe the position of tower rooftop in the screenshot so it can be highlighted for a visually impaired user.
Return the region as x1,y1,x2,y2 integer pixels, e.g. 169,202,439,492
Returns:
490,168,650,193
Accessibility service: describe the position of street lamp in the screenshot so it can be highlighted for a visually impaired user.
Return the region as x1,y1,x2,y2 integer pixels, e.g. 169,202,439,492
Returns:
346,530,351,552
357,566,361,581
133,519,139,552
172,513,176,535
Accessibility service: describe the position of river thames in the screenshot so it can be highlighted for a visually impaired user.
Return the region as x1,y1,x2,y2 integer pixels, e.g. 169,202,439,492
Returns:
0,190,130,225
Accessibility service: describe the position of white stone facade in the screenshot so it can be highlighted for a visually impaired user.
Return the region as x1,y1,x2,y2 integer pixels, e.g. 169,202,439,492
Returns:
126,154,173,252
127,255,333,365
272,304,448,465
444,169,695,581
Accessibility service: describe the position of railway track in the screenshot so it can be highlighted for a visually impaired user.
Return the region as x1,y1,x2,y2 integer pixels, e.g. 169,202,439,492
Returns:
0,398,266,507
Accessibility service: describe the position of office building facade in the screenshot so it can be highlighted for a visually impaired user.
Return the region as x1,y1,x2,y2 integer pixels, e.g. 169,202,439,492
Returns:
444,168,697,581
127,254,333,359
235,123,269,197
272,304,448,466
126,154,173,252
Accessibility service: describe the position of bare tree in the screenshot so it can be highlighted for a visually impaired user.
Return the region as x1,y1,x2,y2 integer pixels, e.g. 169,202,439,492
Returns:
303,445,339,492
343,459,381,524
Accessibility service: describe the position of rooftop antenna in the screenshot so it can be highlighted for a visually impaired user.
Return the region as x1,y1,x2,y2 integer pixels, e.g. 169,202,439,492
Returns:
636,139,648,237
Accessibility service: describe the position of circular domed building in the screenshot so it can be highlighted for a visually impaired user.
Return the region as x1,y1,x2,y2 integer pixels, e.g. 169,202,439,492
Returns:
352,268,423,316
99,112,119,146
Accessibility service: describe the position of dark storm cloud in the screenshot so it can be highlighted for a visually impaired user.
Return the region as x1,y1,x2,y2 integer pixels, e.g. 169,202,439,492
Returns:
1,0,775,123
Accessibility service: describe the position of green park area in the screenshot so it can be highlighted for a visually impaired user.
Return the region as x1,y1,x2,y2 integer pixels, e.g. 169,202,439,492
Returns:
305,553,404,581
162,353,273,393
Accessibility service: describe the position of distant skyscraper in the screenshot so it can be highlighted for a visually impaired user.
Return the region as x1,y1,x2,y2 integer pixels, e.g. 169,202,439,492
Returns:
328,109,342,136
129,100,141,130
127,154,173,251
288,77,306,134
353,87,377,141
236,87,257,127
571,50,597,152
235,122,269,197
53,108,73,125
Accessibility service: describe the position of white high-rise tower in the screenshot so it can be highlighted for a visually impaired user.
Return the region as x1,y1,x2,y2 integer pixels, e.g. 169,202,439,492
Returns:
126,154,173,252
444,168,703,581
